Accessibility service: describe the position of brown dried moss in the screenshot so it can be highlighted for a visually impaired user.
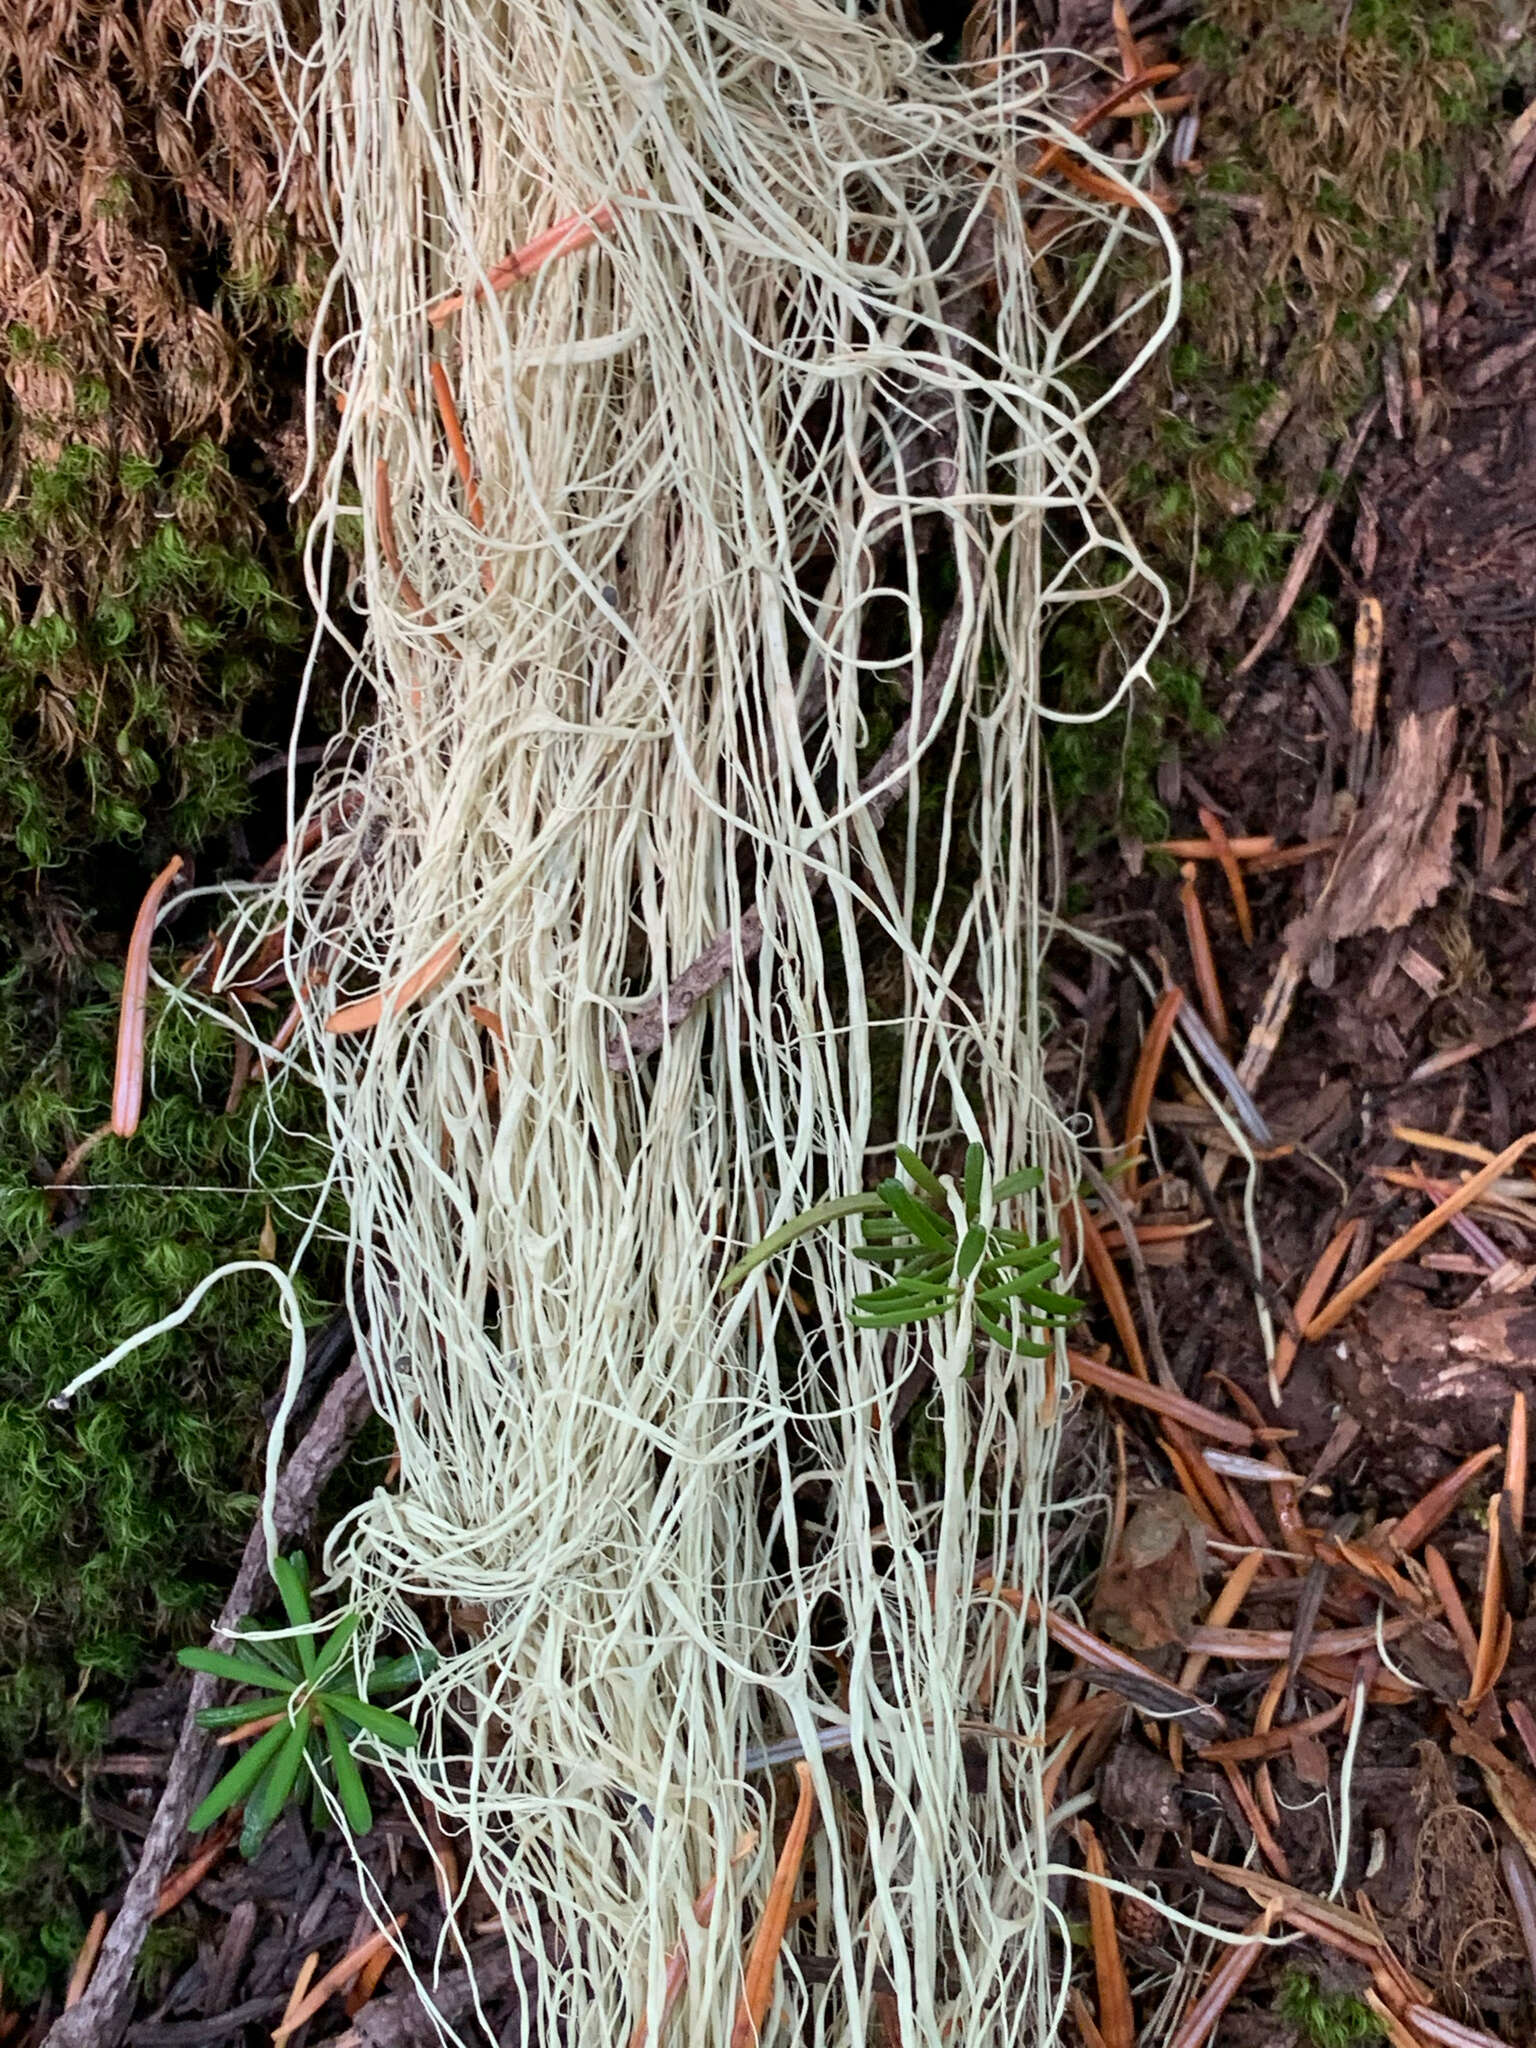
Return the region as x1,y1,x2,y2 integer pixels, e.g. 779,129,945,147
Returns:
0,0,328,933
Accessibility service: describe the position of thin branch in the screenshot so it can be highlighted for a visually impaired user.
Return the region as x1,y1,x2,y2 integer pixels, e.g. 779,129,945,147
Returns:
44,1355,374,2048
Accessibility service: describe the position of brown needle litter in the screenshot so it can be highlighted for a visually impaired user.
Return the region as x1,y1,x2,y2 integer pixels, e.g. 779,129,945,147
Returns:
1466,1492,1510,1708
112,852,185,1139
728,1763,818,2048
1304,1134,1536,1339
1121,985,1184,1182
1423,1547,1481,1681
272,1915,405,2044
1147,832,1276,861
1390,1445,1502,1555
1196,805,1254,946
1066,1349,1255,1447
325,934,463,1035
1075,1819,1133,2048
428,202,619,326
1507,1389,1527,1531
1179,862,1230,1044
1166,1913,1270,2048
1271,1219,1359,1387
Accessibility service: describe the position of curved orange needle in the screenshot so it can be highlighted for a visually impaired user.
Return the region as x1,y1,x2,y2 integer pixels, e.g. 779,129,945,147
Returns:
112,853,185,1138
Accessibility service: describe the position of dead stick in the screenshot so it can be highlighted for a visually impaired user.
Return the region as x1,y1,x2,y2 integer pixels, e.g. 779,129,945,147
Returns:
42,1354,373,2048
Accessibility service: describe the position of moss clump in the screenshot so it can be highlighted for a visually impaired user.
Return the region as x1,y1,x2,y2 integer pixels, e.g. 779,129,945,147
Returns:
1041,0,1524,836
0,968,342,2003
1276,1969,1386,2046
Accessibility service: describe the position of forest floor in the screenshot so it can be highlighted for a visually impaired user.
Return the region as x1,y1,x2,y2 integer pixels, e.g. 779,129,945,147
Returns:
5,2,1536,2044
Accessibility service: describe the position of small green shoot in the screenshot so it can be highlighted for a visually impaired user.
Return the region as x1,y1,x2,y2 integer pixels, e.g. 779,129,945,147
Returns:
721,1143,1081,1360
1275,1970,1385,2048
178,1554,432,1858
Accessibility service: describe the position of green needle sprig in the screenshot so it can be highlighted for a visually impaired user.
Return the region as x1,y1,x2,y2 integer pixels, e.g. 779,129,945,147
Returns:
179,1554,432,1858
722,1142,1082,1360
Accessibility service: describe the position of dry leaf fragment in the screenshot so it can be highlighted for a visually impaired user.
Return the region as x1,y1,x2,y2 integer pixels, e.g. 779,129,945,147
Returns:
1090,1490,1208,1652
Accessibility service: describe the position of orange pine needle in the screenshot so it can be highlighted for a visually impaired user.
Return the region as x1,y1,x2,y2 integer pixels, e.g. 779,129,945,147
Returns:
1078,1207,1148,1381
112,853,185,1138
1179,862,1230,1045
1179,1548,1265,1696
277,1951,320,2042
728,1764,818,2048
1097,1219,1210,1251
1076,1820,1133,2048
1201,1699,1348,1764
428,362,485,530
1121,986,1184,1182
326,934,463,1036
429,204,618,326
1066,1348,1254,1447
374,459,430,620
1390,1445,1501,1555
215,1709,284,1747
1508,1391,1527,1533
65,1910,109,2010
344,1933,396,2017
1053,155,1176,211
1423,1546,1480,1680
1241,835,1345,872
629,1834,757,2048
1110,0,1143,79
1466,1494,1507,1708
1147,833,1276,861
153,1815,238,1918
468,1001,507,1041
1069,1985,1111,2048
1197,806,1254,947
1221,1759,1291,1878
1031,65,1182,177
1305,1134,1536,1340
1159,1434,1232,1537
1271,1220,1359,1386
274,1918,405,2042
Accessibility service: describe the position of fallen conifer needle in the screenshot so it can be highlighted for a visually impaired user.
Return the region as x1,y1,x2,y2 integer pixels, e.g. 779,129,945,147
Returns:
1406,2008,1510,2048
1391,1445,1501,1555
1199,1699,1346,1763
1147,834,1275,861
1066,1348,1254,1447
1272,1220,1358,1385
1076,1819,1133,2048
728,1764,818,2048
429,203,618,325
153,1813,238,1919
112,853,185,1138
1121,986,1184,1181
65,1911,109,2010
1466,1492,1508,1707
1197,805,1254,946
326,935,462,1035
1304,1134,1536,1340
274,1916,406,2042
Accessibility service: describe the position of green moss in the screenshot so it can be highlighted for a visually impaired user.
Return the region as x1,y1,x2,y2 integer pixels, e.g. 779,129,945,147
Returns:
1275,1970,1385,2046
0,966,342,2001
1040,0,1517,826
